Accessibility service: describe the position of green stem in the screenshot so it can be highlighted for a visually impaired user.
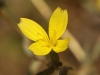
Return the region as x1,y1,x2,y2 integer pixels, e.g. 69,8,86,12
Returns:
50,50,62,69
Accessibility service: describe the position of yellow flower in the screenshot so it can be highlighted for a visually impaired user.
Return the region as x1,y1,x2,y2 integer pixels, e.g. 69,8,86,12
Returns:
18,7,70,55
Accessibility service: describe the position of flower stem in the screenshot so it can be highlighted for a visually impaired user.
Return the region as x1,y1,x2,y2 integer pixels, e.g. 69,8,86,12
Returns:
50,50,62,69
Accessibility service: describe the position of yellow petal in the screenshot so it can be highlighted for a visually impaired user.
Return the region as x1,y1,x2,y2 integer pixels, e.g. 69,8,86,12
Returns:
18,18,49,41
49,7,68,40
29,40,51,55
53,37,70,53
97,0,100,10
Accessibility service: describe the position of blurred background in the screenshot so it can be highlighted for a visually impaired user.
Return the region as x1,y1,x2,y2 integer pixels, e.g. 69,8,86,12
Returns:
0,0,100,75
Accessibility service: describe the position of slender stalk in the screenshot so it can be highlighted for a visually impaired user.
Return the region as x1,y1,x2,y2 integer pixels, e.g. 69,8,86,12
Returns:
50,50,62,69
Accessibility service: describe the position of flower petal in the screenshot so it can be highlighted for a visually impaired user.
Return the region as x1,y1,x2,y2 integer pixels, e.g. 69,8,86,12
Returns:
49,7,68,40
18,18,49,41
53,37,70,53
29,40,51,55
